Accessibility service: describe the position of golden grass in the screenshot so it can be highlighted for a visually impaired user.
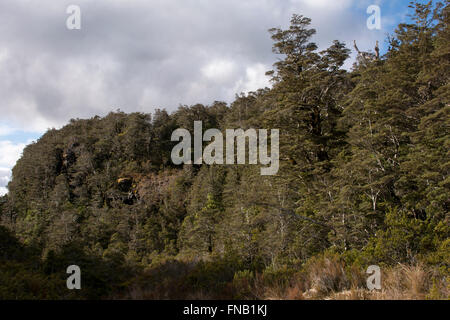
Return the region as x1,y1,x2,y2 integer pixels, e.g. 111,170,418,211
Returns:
252,262,447,300
116,259,448,300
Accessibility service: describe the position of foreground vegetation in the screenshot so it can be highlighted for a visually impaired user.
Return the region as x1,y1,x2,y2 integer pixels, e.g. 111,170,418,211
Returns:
0,1,448,299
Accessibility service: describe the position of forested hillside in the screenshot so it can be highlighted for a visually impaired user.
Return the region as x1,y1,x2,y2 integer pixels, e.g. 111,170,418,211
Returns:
1,1,448,299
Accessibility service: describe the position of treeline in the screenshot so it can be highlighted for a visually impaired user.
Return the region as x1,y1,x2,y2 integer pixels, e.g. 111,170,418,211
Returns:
0,1,448,299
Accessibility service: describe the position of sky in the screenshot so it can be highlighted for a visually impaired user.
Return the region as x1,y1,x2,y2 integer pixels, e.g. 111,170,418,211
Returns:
0,0,418,195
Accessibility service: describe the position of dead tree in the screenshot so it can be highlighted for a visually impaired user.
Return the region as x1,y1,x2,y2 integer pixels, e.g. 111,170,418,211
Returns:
353,40,380,63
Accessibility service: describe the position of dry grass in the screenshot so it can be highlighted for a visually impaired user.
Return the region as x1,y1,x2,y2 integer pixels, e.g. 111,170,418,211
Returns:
380,263,443,300
304,255,350,296
116,257,448,300
250,262,447,300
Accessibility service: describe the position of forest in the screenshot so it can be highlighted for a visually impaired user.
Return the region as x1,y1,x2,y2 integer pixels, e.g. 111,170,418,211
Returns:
0,1,448,299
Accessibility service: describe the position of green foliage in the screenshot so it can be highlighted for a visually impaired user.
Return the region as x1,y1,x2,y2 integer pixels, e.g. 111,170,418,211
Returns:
0,0,448,299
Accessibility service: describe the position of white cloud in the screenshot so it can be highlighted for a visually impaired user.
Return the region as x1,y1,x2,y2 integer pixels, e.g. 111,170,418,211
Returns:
202,59,237,83
292,0,354,9
0,140,27,195
0,125,15,136
233,63,271,94
0,187,8,196
0,141,26,169
0,168,10,185
0,167,12,196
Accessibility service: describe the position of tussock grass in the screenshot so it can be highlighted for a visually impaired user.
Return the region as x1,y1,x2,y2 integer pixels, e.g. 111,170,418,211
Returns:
115,256,448,300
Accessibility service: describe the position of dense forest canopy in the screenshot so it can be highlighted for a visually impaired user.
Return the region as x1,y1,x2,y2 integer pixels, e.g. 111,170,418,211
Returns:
0,1,448,299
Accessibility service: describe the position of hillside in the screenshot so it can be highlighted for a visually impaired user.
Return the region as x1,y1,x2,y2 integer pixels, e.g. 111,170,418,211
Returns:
0,2,448,299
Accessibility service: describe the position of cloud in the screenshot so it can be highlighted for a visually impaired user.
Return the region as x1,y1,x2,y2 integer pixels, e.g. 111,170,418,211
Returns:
0,168,10,187
0,0,397,134
202,59,237,83
293,0,353,9
0,168,11,195
0,125,16,137
0,141,27,195
233,63,271,94
0,141,26,169
0,188,7,196
0,0,406,138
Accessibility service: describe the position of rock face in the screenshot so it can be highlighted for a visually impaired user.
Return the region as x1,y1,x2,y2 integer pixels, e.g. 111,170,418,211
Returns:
117,177,137,205
117,177,133,192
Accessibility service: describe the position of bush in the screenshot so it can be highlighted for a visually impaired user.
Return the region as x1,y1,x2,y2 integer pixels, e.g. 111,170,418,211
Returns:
303,252,350,296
